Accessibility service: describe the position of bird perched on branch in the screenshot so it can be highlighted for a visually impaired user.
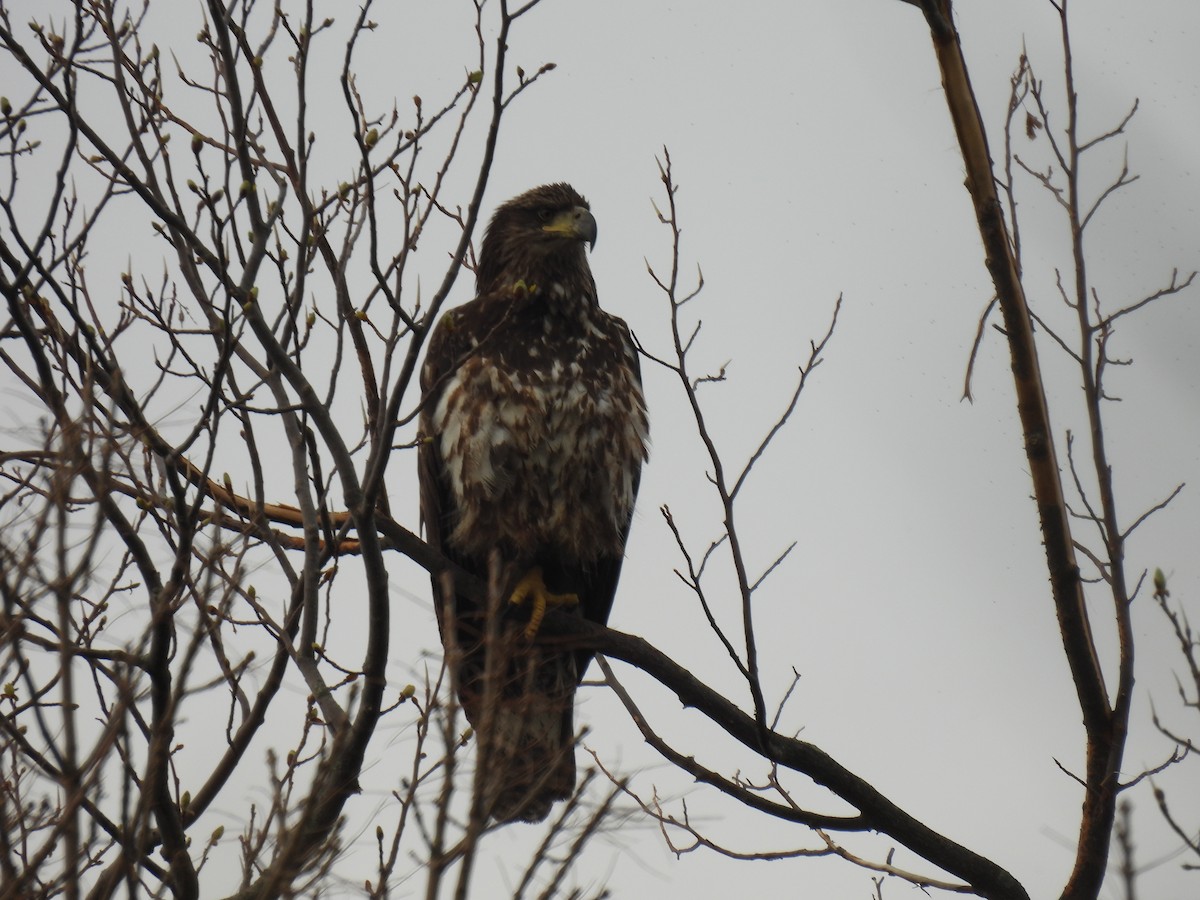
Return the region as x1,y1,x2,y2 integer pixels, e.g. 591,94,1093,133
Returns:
419,183,649,822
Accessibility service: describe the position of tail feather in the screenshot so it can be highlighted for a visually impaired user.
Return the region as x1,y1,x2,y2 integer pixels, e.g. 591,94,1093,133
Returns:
482,698,576,822
462,630,580,823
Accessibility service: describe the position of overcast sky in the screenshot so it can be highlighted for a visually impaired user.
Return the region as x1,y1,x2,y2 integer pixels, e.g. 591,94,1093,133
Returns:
427,2,1200,897
5,0,1199,896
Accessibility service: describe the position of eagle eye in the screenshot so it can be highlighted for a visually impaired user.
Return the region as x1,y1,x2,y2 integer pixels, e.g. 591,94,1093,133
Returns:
535,208,552,223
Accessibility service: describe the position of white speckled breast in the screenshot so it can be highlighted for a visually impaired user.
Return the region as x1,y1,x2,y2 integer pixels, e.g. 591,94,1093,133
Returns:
430,306,648,563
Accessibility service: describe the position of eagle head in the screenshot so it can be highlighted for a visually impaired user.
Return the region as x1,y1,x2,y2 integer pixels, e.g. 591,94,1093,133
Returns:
476,183,597,296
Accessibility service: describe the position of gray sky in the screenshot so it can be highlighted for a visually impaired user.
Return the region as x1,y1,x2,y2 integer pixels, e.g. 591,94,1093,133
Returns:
4,0,1199,896
384,2,1196,896
436,2,1200,896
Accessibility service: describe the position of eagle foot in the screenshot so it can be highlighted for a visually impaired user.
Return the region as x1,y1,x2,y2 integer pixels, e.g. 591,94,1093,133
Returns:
509,567,578,639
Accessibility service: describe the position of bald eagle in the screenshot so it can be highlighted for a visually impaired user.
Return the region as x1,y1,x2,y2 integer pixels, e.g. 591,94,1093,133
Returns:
418,184,649,822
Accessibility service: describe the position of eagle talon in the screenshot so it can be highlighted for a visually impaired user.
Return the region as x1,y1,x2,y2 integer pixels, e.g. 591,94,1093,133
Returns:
509,567,578,639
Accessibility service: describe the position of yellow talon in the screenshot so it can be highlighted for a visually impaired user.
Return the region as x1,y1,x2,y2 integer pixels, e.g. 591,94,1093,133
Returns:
509,567,578,639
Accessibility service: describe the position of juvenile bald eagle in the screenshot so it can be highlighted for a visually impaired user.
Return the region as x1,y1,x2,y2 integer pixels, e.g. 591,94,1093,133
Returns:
418,184,648,823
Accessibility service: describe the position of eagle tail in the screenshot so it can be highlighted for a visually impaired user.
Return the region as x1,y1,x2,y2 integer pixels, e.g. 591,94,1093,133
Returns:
477,652,578,823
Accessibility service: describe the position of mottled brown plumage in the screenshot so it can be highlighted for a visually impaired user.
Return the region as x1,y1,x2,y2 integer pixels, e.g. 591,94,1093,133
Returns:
418,184,648,822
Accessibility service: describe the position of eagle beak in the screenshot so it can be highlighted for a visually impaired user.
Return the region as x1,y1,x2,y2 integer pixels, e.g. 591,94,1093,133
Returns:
543,206,597,250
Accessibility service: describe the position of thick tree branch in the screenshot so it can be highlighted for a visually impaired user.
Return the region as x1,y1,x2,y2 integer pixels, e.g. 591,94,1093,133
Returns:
911,2,1135,895
544,615,1029,900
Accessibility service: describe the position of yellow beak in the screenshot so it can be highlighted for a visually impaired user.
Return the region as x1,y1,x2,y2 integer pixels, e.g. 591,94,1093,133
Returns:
542,205,597,249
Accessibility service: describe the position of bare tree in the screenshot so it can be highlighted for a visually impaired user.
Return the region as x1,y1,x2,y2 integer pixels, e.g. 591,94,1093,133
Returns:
1151,571,1200,875
0,1,608,897
553,0,1197,896
1,0,1195,898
